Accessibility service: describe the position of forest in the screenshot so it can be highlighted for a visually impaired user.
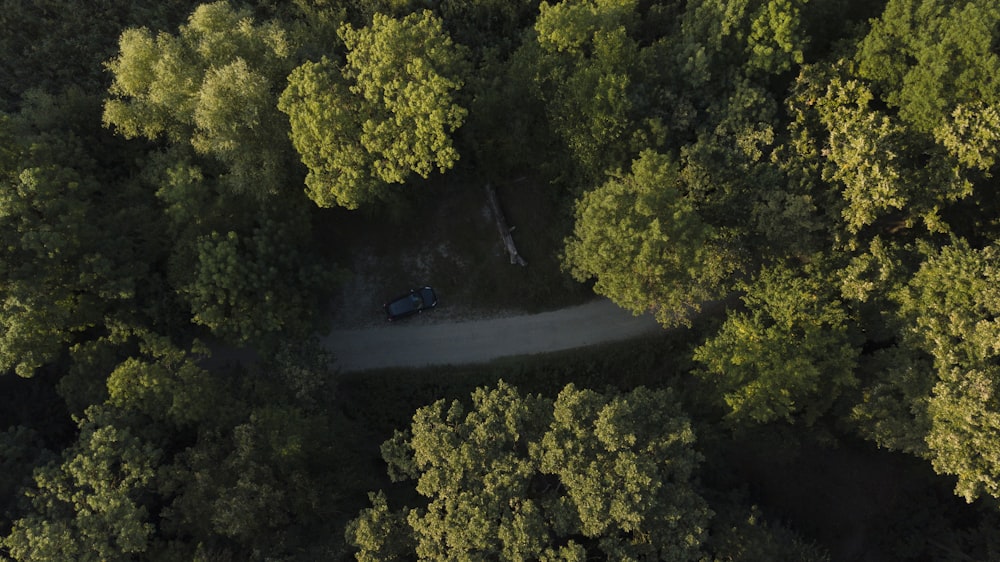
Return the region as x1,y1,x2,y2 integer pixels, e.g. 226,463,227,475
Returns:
2,0,1000,559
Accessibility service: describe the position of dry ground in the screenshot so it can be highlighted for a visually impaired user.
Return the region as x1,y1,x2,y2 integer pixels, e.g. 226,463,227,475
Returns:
319,174,591,330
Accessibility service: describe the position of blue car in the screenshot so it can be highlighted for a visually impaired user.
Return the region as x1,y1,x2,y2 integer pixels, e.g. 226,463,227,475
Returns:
384,286,438,321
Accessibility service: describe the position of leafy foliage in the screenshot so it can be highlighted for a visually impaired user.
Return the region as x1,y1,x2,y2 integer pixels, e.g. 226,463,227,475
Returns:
524,0,641,182
4,410,162,562
934,101,1000,173
103,1,295,197
279,59,372,208
184,219,337,347
4,335,342,560
0,0,196,103
348,381,712,560
856,0,1000,133
3,0,1000,558
695,261,860,424
898,240,1000,502
562,150,738,326
280,10,469,208
0,94,162,378
814,76,970,238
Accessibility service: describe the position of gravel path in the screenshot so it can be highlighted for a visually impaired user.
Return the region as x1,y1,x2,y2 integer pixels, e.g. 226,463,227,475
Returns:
323,298,661,372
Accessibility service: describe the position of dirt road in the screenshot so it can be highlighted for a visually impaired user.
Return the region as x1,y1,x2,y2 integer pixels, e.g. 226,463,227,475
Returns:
323,298,661,372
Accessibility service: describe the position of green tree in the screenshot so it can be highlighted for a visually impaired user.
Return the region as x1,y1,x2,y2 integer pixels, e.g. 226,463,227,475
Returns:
766,63,844,254
848,340,935,456
460,46,552,179
162,405,320,546
279,10,469,208
898,239,1000,502
101,331,216,430
933,101,1000,173
0,426,55,537
673,0,812,106
134,146,337,351
0,0,195,102
526,0,640,182
347,491,416,562
562,150,739,326
814,76,970,238
376,381,552,560
0,120,101,376
774,60,991,258
433,0,541,51
3,334,342,560
856,0,1000,133
341,10,468,185
3,410,162,562
0,94,164,378
538,385,710,561
157,341,343,557
694,261,860,425
278,59,372,208
182,217,337,348
680,79,798,259
347,381,712,560
745,0,809,75
103,1,295,197
677,0,809,80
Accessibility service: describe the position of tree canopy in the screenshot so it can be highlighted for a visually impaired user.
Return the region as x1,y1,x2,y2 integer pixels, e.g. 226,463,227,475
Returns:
897,240,1000,502
694,261,860,425
279,10,469,208
856,0,1000,133
562,150,738,326
103,1,296,197
3,0,1000,559
348,381,712,561
0,93,162,378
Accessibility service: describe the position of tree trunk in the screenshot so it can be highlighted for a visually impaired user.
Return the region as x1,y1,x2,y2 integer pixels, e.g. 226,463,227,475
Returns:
485,183,527,266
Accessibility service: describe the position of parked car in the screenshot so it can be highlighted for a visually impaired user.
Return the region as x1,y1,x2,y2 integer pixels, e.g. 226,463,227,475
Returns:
384,286,438,321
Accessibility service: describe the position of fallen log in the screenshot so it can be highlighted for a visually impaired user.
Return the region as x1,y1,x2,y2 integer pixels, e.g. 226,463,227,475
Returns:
485,183,527,266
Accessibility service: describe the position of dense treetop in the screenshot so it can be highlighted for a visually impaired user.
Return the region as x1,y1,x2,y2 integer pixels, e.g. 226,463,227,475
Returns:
279,9,469,208
351,382,711,560
2,0,1000,559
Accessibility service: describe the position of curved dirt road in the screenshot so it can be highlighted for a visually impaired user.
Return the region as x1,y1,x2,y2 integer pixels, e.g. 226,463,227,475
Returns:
323,298,661,372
